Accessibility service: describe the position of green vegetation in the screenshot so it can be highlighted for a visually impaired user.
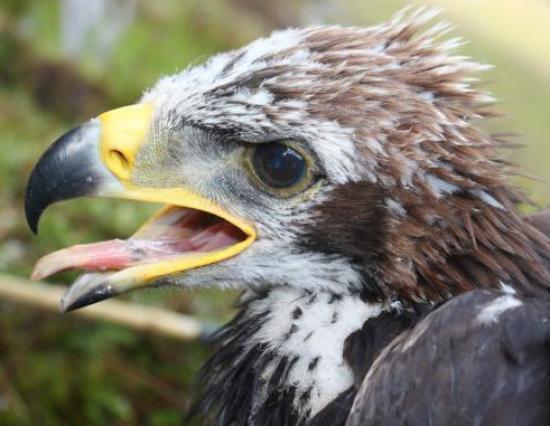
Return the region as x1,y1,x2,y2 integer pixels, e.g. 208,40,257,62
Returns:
0,1,548,424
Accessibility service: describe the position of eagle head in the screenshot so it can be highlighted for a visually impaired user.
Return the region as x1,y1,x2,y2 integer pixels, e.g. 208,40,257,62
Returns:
26,9,549,312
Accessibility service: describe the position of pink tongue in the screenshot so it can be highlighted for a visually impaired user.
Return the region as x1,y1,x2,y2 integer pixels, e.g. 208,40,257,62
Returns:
32,239,160,281
31,222,243,281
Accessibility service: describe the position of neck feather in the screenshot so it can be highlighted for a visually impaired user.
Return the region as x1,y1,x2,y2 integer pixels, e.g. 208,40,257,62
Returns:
194,287,385,424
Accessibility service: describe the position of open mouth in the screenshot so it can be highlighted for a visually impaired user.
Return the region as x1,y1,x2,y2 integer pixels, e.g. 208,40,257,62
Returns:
29,202,255,313
32,205,250,282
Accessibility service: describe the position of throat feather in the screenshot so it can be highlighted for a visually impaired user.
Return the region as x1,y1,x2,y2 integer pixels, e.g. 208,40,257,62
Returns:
194,288,384,424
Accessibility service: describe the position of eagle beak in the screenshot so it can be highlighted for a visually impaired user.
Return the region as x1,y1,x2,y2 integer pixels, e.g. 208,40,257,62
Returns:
25,104,256,313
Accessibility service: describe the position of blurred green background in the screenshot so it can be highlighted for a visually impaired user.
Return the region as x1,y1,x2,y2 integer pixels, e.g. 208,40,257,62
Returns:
0,0,548,424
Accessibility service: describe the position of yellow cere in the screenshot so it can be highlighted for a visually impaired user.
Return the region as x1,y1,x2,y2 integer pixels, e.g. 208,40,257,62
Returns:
98,103,154,181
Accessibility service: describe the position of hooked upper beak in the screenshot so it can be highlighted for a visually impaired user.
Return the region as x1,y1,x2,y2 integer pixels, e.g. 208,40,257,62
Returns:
25,104,256,312
25,104,155,233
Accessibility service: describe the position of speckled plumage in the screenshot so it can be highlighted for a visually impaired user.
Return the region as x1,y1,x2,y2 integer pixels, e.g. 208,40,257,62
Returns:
19,6,547,425
142,8,549,304
24,4,550,424
133,9,550,425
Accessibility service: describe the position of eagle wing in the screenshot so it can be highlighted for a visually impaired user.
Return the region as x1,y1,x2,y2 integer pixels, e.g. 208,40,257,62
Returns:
346,288,550,426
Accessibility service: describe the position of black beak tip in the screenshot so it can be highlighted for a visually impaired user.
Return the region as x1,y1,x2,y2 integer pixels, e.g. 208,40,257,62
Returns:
60,285,116,313
24,123,102,236
28,223,38,235
25,186,41,235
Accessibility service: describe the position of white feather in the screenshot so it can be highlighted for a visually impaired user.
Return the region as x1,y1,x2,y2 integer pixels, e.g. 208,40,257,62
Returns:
249,287,384,416
477,295,522,325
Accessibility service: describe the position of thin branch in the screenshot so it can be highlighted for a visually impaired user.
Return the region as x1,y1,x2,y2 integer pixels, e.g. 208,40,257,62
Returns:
0,273,209,341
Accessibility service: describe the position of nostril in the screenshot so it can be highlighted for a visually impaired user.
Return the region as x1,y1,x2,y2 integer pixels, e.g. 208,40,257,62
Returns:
109,149,130,171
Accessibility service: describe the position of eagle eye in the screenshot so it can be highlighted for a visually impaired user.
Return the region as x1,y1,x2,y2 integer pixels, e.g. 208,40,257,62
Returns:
252,142,305,189
245,141,316,197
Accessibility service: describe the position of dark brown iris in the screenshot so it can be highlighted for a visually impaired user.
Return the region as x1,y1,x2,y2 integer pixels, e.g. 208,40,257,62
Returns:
252,142,306,189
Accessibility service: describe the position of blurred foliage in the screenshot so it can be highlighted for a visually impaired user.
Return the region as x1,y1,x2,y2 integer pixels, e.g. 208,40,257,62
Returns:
0,0,548,424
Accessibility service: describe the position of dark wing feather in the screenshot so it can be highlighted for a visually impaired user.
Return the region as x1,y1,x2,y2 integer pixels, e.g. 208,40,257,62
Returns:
343,304,432,388
346,289,550,426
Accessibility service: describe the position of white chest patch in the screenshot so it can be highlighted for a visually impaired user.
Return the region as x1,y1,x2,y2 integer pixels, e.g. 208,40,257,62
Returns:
248,288,383,417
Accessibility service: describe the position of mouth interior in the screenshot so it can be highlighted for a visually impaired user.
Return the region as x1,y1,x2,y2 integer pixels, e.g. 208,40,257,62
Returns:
31,206,248,281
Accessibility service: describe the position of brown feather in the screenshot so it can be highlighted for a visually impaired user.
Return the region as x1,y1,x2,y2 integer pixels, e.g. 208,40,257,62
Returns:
280,16,550,302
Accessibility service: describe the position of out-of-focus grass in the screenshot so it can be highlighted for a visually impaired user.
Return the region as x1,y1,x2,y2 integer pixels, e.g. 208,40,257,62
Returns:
0,1,548,424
